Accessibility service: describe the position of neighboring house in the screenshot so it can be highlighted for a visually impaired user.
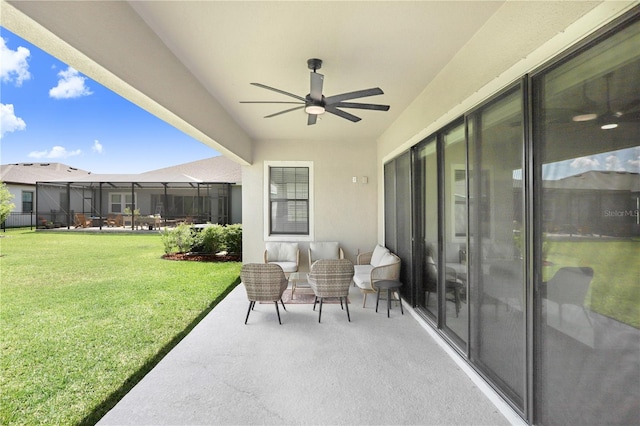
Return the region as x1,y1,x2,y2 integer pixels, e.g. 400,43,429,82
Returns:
1,156,242,228
0,162,91,227
3,3,639,425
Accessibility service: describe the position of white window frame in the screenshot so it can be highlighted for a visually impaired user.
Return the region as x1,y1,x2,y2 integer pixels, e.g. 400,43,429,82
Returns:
264,161,314,241
109,192,137,214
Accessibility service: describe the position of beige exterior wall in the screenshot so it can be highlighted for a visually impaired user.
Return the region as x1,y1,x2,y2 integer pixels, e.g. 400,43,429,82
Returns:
242,138,378,270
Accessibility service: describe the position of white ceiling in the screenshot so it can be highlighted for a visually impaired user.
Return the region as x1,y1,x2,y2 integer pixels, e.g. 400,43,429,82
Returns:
5,0,621,159
127,1,504,141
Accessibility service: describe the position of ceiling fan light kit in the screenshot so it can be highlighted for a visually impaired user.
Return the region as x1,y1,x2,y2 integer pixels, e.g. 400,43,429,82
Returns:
241,58,390,125
568,72,639,130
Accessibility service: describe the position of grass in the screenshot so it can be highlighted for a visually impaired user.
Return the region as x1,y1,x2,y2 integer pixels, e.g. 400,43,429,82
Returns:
0,228,241,425
544,238,640,329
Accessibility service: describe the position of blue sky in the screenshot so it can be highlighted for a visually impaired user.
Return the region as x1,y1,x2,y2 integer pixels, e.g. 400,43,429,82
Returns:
0,27,219,174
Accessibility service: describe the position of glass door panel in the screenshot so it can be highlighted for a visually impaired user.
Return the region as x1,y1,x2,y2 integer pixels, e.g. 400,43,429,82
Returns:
414,138,439,318
443,122,468,344
534,18,640,425
468,87,526,410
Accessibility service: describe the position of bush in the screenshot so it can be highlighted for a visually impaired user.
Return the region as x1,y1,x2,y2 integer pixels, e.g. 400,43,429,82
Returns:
160,228,177,254
199,224,225,254
160,224,194,254
160,223,242,255
224,224,242,254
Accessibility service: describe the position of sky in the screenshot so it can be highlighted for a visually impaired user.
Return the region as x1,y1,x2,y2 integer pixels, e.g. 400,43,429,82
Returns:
0,27,219,174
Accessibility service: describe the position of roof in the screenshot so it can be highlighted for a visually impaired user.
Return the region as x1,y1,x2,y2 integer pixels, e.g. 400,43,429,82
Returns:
1,156,242,185
0,162,91,185
544,171,640,192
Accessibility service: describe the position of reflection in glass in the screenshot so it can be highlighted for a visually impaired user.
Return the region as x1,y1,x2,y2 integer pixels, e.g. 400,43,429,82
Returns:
534,18,640,425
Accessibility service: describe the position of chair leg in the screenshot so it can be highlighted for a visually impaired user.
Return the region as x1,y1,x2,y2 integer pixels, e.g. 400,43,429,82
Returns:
396,291,404,315
245,301,254,324
363,292,368,308
340,298,344,310
344,297,351,322
318,298,323,323
280,299,287,311
274,301,282,325
375,288,381,313
313,296,318,311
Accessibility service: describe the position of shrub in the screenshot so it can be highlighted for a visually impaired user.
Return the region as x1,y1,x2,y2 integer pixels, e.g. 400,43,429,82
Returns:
160,223,196,254
224,224,242,254
173,223,195,253
160,228,177,254
160,223,242,255
199,224,225,254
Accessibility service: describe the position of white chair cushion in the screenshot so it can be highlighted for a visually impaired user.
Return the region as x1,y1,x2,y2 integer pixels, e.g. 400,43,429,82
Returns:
370,244,389,266
310,242,340,261
265,242,298,262
270,261,298,273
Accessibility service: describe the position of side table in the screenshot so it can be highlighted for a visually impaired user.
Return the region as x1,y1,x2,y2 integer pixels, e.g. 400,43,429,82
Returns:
375,280,404,318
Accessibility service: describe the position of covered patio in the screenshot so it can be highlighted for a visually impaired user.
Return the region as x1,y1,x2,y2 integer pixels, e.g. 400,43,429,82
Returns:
97,283,519,425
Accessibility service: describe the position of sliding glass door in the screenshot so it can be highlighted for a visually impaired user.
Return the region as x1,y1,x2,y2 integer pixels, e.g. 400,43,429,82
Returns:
532,17,640,425
442,122,468,345
468,86,526,410
414,137,439,319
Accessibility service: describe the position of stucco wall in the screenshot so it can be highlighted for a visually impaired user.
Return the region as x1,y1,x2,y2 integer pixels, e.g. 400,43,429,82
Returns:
242,138,378,270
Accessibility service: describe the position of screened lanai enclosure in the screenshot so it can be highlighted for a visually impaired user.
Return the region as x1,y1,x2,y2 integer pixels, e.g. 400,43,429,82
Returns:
36,180,236,230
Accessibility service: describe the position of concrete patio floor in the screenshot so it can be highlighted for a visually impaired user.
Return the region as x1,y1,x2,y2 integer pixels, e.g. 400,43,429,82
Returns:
98,282,522,425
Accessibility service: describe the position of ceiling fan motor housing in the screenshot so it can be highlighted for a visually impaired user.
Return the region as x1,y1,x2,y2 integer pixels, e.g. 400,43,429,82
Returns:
307,58,322,71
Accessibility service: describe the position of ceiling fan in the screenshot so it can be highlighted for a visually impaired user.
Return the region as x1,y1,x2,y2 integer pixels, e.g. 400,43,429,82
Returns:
570,72,640,130
240,58,390,125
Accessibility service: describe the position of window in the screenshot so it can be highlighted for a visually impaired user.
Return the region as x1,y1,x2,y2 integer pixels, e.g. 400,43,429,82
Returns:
109,193,136,213
264,161,313,240
22,191,34,212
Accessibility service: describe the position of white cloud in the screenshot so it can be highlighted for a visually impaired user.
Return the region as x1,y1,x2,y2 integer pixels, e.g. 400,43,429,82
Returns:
605,155,624,171
49,67,93,99
570,156,600,169
92,139,104,154
627,156,640,171
0,37,31,86
0,103,27,139
28,145,82,159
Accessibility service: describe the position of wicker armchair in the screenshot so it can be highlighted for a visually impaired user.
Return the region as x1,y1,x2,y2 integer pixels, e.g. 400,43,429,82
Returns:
307,259,354,323
264,242,299,275
241,263,288,325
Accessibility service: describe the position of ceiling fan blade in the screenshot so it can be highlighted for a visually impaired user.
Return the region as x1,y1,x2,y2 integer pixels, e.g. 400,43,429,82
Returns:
325,87,384,105
250,82,306,102
325,105,361,123
310,72,324,102
264,105,305,118
333,102,390,111
240,101,304,104
307,114,318,125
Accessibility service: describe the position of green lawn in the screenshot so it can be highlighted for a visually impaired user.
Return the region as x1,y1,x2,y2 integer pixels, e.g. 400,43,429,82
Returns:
544,239,640,329
0,229,241,425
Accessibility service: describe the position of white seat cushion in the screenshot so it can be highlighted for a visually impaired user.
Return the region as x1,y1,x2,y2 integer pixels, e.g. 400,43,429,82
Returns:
353,264,374,289
269,261,298,273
